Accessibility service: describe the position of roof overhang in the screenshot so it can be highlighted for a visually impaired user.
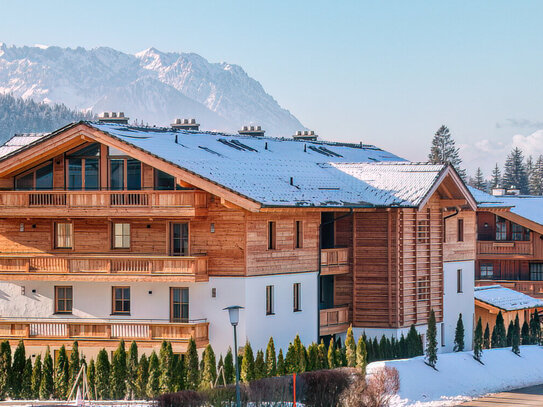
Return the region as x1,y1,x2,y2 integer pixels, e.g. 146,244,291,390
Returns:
418,165,477,211
480,207,543,235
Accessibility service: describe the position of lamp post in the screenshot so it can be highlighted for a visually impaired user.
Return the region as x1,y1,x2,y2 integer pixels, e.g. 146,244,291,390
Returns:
224,305,243,407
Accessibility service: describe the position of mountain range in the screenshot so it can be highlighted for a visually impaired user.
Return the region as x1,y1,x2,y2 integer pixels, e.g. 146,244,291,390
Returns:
0,43,304,135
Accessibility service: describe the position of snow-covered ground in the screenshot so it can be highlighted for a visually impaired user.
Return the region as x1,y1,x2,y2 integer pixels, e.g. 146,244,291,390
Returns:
368,345,543,406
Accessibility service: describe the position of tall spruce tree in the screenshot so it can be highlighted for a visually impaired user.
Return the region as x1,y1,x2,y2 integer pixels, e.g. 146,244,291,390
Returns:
399,334,407,358
0,341,10,400
110,340,127,400
39,347,53,400
425,310,438,369
491,163,502,189
31,353,42,399
503,147,529,193
454,313,465,352
254,350,266,380
158,341,174,393
532,310,542,344
406,325,420,357
276,349,286,376
184,337,199,390
493,311,507,348
146,351,160,398
54,345,69,399
95,349,110,400
172,354,184,392
11,340,26,398
241,341,255,382
483,323,490,349
21,357,32,399
68,341,80,394
474,317,483,362
512,314,521,355
345,326,356,367
223,348,235,383
507,321,514,347
201,344,217,388
530,155,543,195
428,125,466,179
126,341,139,399
135,354,149,400
356,335,368,375
265,338,277,376
471,168,486,191
87,359,96,400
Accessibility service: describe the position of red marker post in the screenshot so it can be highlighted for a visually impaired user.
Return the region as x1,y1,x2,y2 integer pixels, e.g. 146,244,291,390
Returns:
293,372,296,407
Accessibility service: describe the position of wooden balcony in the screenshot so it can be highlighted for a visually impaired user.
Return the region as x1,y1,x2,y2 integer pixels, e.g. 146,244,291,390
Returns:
0,318,209,349
476,280,543,299
320,305,350,336
321,248,350,276
0,190,207,217
477,241,533,258
0,254,208,282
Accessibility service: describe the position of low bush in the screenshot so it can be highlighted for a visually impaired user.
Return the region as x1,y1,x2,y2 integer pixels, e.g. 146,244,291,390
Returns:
341,366,399,407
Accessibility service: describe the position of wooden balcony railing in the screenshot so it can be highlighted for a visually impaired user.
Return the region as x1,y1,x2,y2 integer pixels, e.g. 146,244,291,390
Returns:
476,280,543,298
321,247,350,275
0,318,209,347
0,254,208,282
477,241,533,256
0,190,207,217
319,305,350,336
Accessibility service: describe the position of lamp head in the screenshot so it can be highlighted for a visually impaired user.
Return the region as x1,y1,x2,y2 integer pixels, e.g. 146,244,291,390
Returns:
223,305,243,326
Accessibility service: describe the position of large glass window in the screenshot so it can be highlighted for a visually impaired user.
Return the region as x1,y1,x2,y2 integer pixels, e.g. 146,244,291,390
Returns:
110,158,141,190
530,263,543,281
112,287,130,314
15,162,53,190
496,216,507,241
171,223,189,256
170,287,189,322
67,143,100,190
154,170,175,190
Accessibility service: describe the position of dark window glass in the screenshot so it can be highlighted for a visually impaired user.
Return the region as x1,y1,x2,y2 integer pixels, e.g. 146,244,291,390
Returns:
68,158,83,190
110,159,124,190
55,286,73,313
68,143,100,157
457,219,464,242
15,172,34,190
171,287,189,322
496,216,507,241
266,285,274,315
171,223,189,256
127,160,141,190
155,170,175,190
480,264,494,279
84,158,99,190
113,287,130,313
530,263,543,281
35,163,53,190
268,221,276,250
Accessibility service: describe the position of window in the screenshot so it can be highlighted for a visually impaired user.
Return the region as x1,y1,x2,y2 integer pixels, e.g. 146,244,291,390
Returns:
154,170,176,190
268,221,276,250
417,219,430,244
417,277,430,302
457,269,463,293
496,216,507,241
112,287,130,314
55,222,73,249
480,263,494,279
530,263,543,281
295,221,303,249
511,223,530,241
171,223,189,256
109,158,141,190
266,285,274,315
15,162,53,190
55,286,73,314
293,283,301,312
66,143,100,190
457,219,464,242
170,287,189,322
112,223,130,249
441,323,445,347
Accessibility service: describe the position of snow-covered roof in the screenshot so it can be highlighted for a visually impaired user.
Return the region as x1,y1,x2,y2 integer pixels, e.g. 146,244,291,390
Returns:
474,285,543,311
0,133,49,159
467,186,512,208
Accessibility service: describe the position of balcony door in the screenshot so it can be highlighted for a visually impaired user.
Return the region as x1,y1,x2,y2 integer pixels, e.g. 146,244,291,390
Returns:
170,223,189,256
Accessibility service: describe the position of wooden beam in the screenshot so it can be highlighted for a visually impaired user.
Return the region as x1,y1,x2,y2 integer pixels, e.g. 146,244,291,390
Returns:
440,199,467,207
485,209,543,235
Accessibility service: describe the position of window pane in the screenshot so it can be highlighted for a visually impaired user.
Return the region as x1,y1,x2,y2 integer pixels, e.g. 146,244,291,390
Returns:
173,303,180,319
110,159,124,190
85,158,99,190
181,288,189,303
173,288,180,302
127,160,141,190
155,170,175,190
68,159,83,190
68,143,100,157
15,172,34,190
36,163,53,190
123,288,130,300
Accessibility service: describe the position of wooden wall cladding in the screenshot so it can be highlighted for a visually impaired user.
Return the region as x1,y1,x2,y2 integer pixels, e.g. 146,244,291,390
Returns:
443,210,476,262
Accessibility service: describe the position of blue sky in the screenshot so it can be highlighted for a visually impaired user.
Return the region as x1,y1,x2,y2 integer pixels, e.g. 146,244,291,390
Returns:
1,0,543,175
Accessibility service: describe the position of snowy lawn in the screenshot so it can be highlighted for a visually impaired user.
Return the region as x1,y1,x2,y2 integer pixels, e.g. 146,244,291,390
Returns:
367,345,543,406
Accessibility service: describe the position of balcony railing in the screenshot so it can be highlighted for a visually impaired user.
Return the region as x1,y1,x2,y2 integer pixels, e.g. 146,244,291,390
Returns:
0,190,207,216
321,247,350,276
0,254,208,282
476,280,543,298
0,318,209,347
319,305,350,336
477,241,533,256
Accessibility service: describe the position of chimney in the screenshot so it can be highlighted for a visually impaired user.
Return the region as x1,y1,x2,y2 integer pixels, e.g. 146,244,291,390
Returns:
171,118,200,131
98,112,129,124
238,125,265,137
293,130,318,141
506,187,521,196
492,188,506,196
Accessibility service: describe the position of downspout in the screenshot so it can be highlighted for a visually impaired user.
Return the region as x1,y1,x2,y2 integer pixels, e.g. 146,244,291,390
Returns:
317,208,354,341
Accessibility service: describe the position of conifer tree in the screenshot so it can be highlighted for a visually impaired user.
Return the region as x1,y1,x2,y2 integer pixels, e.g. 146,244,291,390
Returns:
31,353,42,399
306,343,318,371
345,326,356,367
68,341,80,394
491,163,502,189
406,325,420,357
503,147,529,193
337,341,346,367
356,335,368,375
265,338,276,376
512,314,521,355
158,341,173,393
39,347,53,400
483,323,490,349
492,311,507,348
471,168,486,190
530,310,541,344
453,314,465,352
327,338,337,369
474,317,483,362
317,340,328,369
110,339,127,399
521,321,531,345
399,334,407,358
126,341,139,399
87,359,96,400
241,341,255,382
507,320,514,347
216,355,224,386
54,345,69,399
146,351,160,398
95,349,110,400
530,155,543,195
428,125,466,179
425,310,438,369
135,354,148,400
0,341,10,400
11,340,26,398
184,337,199,390
276,349,286,376
372,337,381,361
292,334,307,372
223,348,235,383
21,357,32,400
254,350,266,380
379,335,389,360
285,342,296,373
201,344,217,388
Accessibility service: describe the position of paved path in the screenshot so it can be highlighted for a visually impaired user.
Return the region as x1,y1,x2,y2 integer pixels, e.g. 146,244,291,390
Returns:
461,384,543,406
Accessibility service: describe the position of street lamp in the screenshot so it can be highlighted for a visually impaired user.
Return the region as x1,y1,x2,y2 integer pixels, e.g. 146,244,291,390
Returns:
224,305,243,407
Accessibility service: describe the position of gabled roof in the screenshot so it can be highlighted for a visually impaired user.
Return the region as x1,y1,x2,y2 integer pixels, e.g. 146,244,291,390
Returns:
475,285,543,312
0,121,476,210
0,133,50,159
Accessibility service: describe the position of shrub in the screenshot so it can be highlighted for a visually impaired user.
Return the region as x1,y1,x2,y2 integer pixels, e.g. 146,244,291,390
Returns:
184,338,199,390
135,354,149,400
95,349,110,400
156,389,206,407
11,340,26,398
31,353,42,399
341,366,399,407
159,341,174,393
200,344,217,389
21,357,33,399
265,338,277,377
454,313,465,352
39,346,53,400
223,347,235,384
68,341,80,392
54,345,69,399
127,341,139,399
147,351,160,398
241,341,255,382
297,368,354,407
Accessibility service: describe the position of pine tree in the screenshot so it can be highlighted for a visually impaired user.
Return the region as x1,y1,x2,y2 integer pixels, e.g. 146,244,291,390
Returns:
254,350,266,380
135,354,149,400
493,311,507,348
327,338,337,369
471,168,486,191
110,340,127,399
172,354,184,392
223,348,235,383
201,344,217,388
379,335,389,360
474,317,483,362
146,351,160,398
345,326,356,367
39,347,53,400
293,334,307,372
356,335,368,375
241,341,255,382
512,314,521,355
0,341,10,400
54,345,69,399
503,147,529,193
453,313,465,352
399,334,407,358
184,337,199,390
265,338,276,376
285,342,296,373
317,340,328,369
87,359,96,400
95,349,110,400
530,155,543,195
507,320,514,347
491,163,502,189
276,349,286,376
31,354,42,399
530,309,541,344
483,323,490,349
336,341,345,367
11,340,26,398
425,310,438,369
406,325,420,357
126,341,139,399
158,341,173,393
68,341,80,394
428,125,466,179
306,343,318,371
21,357,32,399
